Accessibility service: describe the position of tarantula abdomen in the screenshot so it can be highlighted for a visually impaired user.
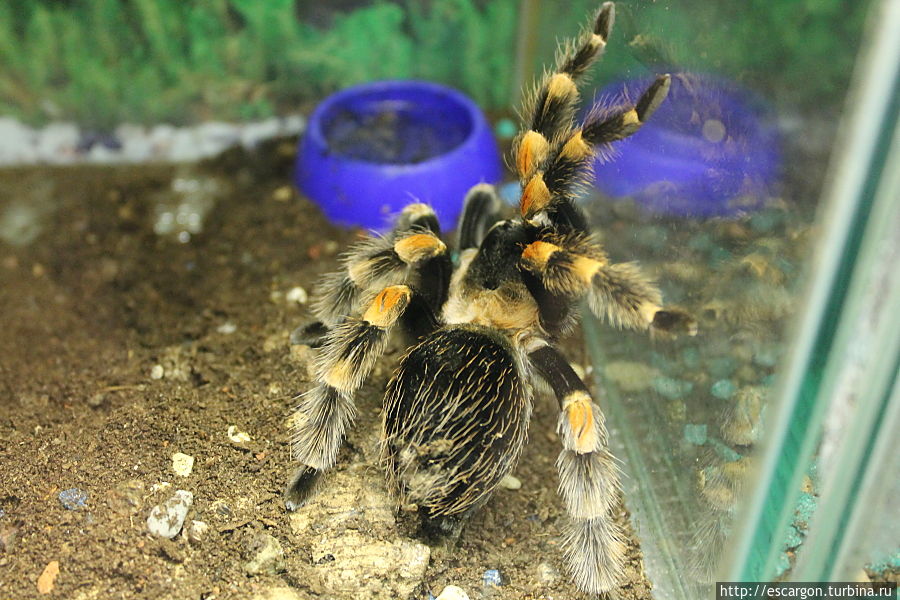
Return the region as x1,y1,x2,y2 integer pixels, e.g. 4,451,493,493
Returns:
381,326,532,521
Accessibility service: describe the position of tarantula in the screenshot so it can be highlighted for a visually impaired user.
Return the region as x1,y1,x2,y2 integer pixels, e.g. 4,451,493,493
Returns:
286,3,695,595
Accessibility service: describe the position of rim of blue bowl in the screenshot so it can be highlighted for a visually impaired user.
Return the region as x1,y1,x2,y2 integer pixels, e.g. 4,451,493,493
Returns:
304,79,492,171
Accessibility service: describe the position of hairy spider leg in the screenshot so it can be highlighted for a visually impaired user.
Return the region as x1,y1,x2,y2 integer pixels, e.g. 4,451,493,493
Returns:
514,2,616,231
521,237,697,335
457,183,504,251
286,285,415,509
293,203,449,347
527,340,625,595
514,2,672,235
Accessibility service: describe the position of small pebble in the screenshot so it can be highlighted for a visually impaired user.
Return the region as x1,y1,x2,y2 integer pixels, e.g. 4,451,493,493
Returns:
436,585,470,600
708,356,737,378
711,379,737,400
227,425,252,444
58,488,88,510
147,490,193,539
784,524,803,548
244,532,285,575
794,492,817,525
217,321,237,334
184,519,209,545
681,347,701,368
0,523,19,552
773,551,792,577
272,186,293,202
37,560,59,595
285,286,308,305
753,344,779,368
171,452,195,477
494,118,517,139
482,568,503,587
87,392,106,407
536,562,560,585
498,474,521,490
683,424,708,446
652,376,693,400
150,364,164,380
108,479,145,515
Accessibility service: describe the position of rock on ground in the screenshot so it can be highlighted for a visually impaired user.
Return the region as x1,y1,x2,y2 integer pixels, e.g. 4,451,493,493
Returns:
147,490,193,539
289,463,430,599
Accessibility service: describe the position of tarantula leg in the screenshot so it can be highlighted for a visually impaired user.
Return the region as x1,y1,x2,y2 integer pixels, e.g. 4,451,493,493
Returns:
521,239,696,335
394,230,452,313
310,227,446,327
285,285,413,510
580,73,671,146
527,342,626,595
516,3,616,227
651,306,698,338
394,202,441,235
290,320,330,348
458,184,503,250
521,74,672,225
308,203,441,329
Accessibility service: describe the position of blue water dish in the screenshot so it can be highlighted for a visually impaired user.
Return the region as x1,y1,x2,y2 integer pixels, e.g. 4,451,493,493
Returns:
295,80,502,231
591,74,782,218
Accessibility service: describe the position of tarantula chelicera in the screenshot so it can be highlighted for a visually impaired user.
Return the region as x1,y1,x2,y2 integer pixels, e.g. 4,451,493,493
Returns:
286,2,695,595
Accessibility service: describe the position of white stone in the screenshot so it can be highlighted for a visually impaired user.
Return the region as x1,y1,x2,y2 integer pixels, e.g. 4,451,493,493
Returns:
167,128,201,162
195,121,240,158
171,452,194,477
285,286,308,305
436,586,470,600
244,532,286,575
87,144,118,163
227,425,252,444
536,561,560,585
36,122,80,163
150,364,164,380
147,490,193,538
116,124,153,163
240,118,281,149
217,322,237,334
251,588,305,600
184,519,208,545
0,118,37,164
499,474,521,490
281,114,306,135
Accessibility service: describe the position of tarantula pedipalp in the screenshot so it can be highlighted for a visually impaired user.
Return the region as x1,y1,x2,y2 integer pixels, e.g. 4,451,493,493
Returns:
286,2,695,596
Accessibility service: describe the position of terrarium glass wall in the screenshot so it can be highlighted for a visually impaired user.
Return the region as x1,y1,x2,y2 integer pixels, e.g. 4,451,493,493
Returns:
547,0,896,598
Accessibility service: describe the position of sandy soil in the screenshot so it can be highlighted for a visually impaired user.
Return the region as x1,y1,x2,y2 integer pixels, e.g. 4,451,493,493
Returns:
0,141,651,600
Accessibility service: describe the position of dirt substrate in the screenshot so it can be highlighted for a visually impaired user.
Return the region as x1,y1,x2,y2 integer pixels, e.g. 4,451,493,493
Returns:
0,142,651,599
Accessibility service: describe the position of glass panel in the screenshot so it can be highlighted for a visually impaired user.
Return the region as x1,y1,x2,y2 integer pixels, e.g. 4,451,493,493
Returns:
551,0,880,597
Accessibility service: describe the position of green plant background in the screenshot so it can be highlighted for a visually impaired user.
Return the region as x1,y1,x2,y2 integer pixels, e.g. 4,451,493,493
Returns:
0,0,871,129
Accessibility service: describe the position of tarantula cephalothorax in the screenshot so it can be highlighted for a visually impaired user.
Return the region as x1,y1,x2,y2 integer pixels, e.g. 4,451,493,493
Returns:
286,3,695,596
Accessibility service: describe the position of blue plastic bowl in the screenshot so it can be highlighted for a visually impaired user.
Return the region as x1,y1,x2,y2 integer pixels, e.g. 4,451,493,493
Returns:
295,80,502,231
592,75,781,218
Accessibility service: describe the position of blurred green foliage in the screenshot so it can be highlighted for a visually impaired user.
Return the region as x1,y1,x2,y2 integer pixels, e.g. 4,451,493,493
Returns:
0,0,518,127
0,0,873,129
523,0,871,111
